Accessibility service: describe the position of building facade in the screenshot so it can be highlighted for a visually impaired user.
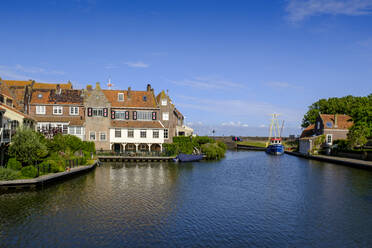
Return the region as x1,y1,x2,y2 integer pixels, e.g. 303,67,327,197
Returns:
105,84,165,153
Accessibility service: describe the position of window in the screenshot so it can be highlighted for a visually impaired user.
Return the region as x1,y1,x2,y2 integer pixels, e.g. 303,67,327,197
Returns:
327,134,332,144
161,99,167,106
164,129,168,139
100,132,106,141
317,122,320,129
128,129,134,138
36,105,46,115
115,128,121,138
90,132,96,141
6,99,12,107
140,130,147,138
162,112,169,121
53,106,63,115
62,125,68,134
114,111,130,120
137,111,152,121
118,93,124,101
153,130,159,138
92,108,104,116
69,126,82,135
76,127,82,135
37,93,43,99
0,95,4,103
69,107,79,115
143,96,147,102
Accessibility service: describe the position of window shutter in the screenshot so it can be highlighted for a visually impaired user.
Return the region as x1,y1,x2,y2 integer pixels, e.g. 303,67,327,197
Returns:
125,111,129,120
133,111,137,120
103,108,108,117
111,109,115,119
152,112,157,120
87,107,92,117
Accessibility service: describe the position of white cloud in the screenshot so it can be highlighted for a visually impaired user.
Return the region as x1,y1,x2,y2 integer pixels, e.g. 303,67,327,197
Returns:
175,95,303,125
0,64,64,81
221,121,249,127
286,0,372,22
260,124,267,128
170,76,246,90
125,61,149,68
105,64,119,69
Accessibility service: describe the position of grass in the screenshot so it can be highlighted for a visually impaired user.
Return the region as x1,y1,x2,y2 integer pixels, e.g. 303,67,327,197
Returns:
237,141,267,148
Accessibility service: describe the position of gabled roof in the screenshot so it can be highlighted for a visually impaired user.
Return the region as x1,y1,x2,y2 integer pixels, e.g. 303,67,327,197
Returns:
103,90,157,108
30,89,83,105
2,80,72,89
0,103,35,120
0,81,14,99
300,124,315,138
111,120,164,128
319,114,353,130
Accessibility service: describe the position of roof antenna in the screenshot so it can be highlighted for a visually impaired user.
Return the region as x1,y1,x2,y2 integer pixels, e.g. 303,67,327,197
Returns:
107,76,113,89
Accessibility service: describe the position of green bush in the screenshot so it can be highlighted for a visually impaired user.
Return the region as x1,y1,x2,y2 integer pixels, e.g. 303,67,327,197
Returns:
201,143,226,160
0,167,21,181
193,136,215,146
163,143,179,156
6,158,22,171
82,141,96,154
217,141,227,151
21,166,38,178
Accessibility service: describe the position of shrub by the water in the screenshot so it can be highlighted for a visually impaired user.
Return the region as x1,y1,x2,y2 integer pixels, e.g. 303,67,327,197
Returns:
0,167,21,181
201,143,226,160
217,141,227,151
193,136,215,147
6,158,22,171
21,166,38,178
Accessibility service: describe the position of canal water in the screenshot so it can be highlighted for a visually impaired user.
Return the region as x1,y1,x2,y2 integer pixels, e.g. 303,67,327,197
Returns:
1,151,372,247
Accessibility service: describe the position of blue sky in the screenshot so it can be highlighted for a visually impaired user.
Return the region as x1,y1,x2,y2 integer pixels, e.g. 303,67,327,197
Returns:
1,0,372,136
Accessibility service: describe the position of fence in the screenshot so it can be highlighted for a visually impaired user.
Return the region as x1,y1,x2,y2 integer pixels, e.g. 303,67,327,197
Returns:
96,150,171,157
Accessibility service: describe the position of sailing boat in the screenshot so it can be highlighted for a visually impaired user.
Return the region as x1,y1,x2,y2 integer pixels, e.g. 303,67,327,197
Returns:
265,114,285,155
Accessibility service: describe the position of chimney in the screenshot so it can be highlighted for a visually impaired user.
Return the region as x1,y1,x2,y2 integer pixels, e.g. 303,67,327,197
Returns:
147,84,151,92
56,84,61,95
127,87,131,98
95,82,101,89
86,85,93,91
334,114,338,128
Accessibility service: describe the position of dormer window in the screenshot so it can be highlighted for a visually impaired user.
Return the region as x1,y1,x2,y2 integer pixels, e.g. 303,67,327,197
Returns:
118,93,124,102
0,95,4,103
37,93,43,99
143,96,147,102
161,99,167,106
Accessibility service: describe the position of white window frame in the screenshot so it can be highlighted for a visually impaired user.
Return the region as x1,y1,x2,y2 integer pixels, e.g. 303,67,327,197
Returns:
115,128,121,138
69,106,79,115
53,106,63,115
92,108,104,116
137,111,152,121
326,134,332,145
89,131,96,141
164,129,168,139
36,105,46,115
99,132,107,141
118,93,124,102
140,130,147,138
128,129,134,138
153,130,159,139
161,98,167,106
162,112,169,121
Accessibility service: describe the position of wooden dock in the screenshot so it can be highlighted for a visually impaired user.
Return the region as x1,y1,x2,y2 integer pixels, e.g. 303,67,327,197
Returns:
98,156,175,163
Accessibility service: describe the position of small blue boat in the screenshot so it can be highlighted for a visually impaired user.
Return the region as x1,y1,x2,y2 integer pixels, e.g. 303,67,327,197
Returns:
174,153,204,162
265,114,285,156
266,138,285,155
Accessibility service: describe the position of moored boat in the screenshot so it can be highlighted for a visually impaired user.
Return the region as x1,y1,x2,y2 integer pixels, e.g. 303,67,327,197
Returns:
173,153,204,162
265,114,285,156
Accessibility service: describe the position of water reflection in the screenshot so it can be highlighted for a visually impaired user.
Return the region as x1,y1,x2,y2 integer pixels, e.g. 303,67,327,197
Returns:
0,152,372,247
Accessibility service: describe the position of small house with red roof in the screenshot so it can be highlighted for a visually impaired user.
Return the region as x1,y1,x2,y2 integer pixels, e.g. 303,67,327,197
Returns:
299,113,353,154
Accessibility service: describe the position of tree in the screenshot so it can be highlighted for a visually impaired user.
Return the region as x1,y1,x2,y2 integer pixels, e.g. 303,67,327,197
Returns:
347,123,369,148
8,127,48,166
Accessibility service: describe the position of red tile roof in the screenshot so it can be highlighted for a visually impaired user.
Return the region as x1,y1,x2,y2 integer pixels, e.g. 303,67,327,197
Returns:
34,116,84,125
0,103,35,120
319,114,353,129
300,124,315,138
2,80,72,89
111,120,164,128
103,90,157,108
30,89,83,105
